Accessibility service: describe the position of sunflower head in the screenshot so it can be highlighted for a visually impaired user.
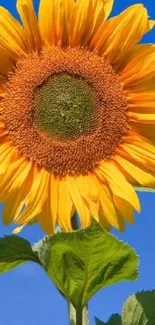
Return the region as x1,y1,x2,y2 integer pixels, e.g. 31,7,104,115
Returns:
0,0,155,234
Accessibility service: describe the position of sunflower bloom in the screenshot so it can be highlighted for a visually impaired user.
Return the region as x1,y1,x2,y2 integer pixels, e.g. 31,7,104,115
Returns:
0,0,155,233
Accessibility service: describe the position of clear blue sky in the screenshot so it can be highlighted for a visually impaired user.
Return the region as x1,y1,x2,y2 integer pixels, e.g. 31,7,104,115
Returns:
0,0,155,324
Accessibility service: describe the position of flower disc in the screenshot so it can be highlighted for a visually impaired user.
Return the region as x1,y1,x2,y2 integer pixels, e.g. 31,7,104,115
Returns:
2,46,128,176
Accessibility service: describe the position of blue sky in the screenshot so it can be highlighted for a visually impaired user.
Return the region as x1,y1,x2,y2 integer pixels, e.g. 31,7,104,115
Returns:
0,0,155,324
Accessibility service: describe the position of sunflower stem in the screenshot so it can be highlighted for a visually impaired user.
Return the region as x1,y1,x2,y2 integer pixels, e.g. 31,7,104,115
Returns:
76,307,83,325
69,304,89,325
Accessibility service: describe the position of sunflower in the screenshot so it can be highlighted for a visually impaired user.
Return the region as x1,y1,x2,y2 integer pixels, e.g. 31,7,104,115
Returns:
0,0,155,234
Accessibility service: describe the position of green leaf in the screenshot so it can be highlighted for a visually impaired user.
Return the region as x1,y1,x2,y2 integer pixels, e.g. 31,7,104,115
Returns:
135,186,155,193
0,235,40,274
35,219,139,307
107,314,122,325
95,314,121,325
95,317,105,325
95,291,155,325
122,290,155,325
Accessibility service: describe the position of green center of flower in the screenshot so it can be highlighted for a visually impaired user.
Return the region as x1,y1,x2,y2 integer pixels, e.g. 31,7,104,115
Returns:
33,73,99,140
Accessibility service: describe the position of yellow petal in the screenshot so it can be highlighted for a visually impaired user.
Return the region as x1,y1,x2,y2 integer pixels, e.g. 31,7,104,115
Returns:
114,155,155,186
69,0,94,47
76,174,100,221
38,205,55,235
50,175,59,227
131,123,155,142
85,0,114,46
120,143,155,174
0,158,32,200
97,178,124,231
0,143,16,175
129,112,155,124
128,92,155,103
57,179,74,231
114,196,134,225
90,200,100,220
0,157,29,197
2,165,34,225
38,175,58,234
0,37,19,62
121,138,155,172
17,0,42,51
120,45,155,74
16,168,49,224
39,0,75,46
98,204,111,231
38,0,57,45
103,0,114,20
128,93,155,114
118,144,146,165
0,6,28,56
68,176,91,228
130,106,155,114
146,19,155,33
130,78,155,94
13,224,26,234
76,174,99,201
120,44,155,86
124,133,155,154
68,0,113,47
97,161,140,212
81,175,100,220
90,4,150,65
